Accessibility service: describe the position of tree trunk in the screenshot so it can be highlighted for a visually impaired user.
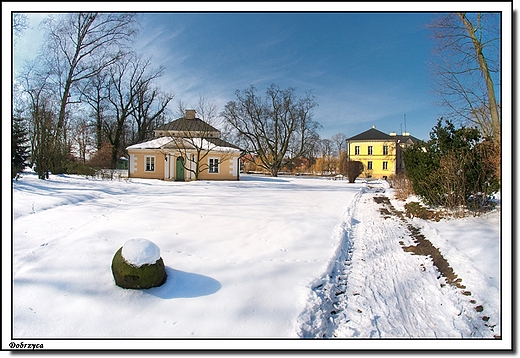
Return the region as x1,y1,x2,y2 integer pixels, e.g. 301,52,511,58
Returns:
457,13,500,144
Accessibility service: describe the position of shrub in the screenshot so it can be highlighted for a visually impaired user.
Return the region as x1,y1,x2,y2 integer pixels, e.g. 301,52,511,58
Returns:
88,142,113,169
64,161,98,176
387,173,415,200
403,118,499,214
343,160,364,183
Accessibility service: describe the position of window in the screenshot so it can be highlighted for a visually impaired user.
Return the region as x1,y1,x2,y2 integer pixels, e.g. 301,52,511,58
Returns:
209,158,219,173
354,146,360,155
368,146,373,155
145,156,155,171
383,161,388,170
383,146,389,155
367,161,373,170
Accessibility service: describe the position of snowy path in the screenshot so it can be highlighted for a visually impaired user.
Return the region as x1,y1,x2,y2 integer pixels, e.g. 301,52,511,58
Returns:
298,185,499,339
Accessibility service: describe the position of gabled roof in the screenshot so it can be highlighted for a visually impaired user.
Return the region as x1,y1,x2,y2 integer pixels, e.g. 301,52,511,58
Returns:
347,127,422,143
347,128,393,141
205,137,242,151
126,137,174,149
155,117,219,134
126,136,241,152
397,135,422,144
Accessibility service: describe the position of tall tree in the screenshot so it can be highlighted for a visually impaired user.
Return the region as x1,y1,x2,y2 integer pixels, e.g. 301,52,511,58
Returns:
80,70,111,150
40,12,137,172
131,75,174,143
12,13,29,45
18,62,57,179
428,12,500,144
106,54,164,167
222,84,320,177
331,132,347,157
318,138,336,175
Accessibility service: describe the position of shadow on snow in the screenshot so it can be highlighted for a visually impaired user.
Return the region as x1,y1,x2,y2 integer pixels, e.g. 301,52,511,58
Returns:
145,267,221,299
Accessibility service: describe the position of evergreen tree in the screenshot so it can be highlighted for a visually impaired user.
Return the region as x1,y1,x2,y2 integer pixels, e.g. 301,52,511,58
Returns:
12,116,30,178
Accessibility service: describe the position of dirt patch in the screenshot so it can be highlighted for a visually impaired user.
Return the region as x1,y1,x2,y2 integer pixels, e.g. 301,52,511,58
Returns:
402,224,465,289
373,194,496,335
373,196,463,288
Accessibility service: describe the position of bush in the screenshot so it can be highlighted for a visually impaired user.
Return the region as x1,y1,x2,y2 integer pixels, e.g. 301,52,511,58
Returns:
403,119,499,214
64,161,98,176
343,160,364,183
88,142,113,169
387,173,414,200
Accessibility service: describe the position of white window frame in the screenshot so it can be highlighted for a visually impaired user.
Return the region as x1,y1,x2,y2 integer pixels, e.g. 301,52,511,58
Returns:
354,146,360,155
368,146,373,155
383,161,388,170
145,155,155,172
208,157,220,174
383,145,389,155
367,161,373,170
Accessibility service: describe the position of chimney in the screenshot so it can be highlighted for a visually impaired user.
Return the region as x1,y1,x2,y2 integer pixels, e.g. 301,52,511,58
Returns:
185,109,196,119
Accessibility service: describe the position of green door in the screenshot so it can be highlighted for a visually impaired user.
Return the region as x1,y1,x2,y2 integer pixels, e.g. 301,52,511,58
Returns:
176,157,185,181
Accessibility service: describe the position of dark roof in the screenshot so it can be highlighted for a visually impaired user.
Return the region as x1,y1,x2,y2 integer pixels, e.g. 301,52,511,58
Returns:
397,134,422,144
347,128,393,141
156,117,219,133
205,137,242,151
347,127,422,143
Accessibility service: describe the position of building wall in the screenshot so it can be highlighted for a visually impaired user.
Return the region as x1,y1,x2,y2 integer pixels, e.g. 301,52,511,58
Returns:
128,149,240,181
348,140,397,179
198,155,240,181
128,149,166,180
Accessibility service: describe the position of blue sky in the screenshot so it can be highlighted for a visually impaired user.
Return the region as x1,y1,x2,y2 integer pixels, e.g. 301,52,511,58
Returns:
134,12,438,140
9,3,511,141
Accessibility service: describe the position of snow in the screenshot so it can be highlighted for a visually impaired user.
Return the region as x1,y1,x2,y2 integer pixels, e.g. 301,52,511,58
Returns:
4,171,510,351
121,239,161,267
126,136,174,149
126,136,241,152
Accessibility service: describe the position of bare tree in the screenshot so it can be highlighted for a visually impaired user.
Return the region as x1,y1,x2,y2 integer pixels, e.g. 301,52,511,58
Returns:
222,84,320,177
40,12,138,172
18,63,57,179
331,133,347,157
71,117,94,164
106,54,155,167
176,95,220,125
12,13,29,45
80,71,111,150
131,77,175,143
318,138,336,175
428,12,500,143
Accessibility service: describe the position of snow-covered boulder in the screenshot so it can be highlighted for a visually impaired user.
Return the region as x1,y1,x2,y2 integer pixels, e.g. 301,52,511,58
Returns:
111,239,166,289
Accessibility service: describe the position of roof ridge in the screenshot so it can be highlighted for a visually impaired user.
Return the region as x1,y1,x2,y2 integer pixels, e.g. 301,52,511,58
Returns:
347,127,393,141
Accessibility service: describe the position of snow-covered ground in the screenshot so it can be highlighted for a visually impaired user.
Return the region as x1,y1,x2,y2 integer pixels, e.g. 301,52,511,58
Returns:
4,172,510,350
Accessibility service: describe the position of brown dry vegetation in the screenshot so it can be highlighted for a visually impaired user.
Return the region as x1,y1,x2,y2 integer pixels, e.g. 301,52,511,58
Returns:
387,173,415,201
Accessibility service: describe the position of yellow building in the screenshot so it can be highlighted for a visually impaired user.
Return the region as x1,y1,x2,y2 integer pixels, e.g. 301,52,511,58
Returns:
126,110,242,181
346,126,419,179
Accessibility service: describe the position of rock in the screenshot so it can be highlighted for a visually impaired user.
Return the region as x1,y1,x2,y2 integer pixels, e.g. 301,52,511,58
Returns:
111,246,166,289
